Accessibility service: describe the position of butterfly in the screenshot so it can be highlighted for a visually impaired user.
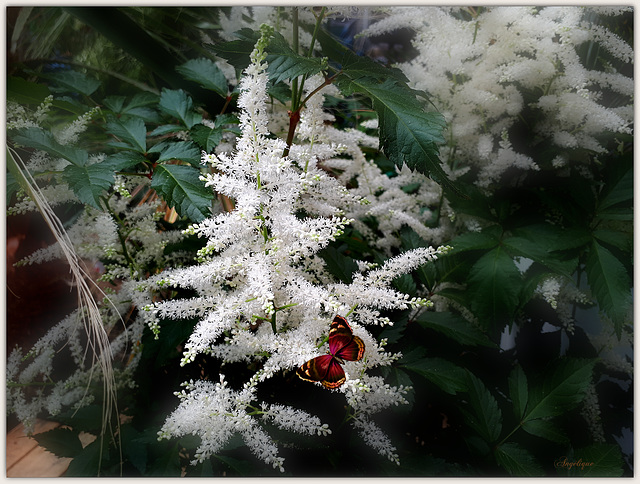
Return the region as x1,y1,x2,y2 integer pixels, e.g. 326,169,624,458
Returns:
296,315,365,389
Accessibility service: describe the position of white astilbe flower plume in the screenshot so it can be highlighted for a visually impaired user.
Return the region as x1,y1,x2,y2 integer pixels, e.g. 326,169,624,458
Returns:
6,162,180,437
148,26,450,470
158,377,287,472
6,148,119,443
362,6,633,189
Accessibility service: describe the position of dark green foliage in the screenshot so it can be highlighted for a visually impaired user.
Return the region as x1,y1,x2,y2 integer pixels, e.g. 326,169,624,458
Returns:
6,6,632,479
41,70,101,96
150,164,214,221
176,58,229,98
62,162,116,209
33,427,84,458
413,311,495,348
11,126,88,166
158,88,202,129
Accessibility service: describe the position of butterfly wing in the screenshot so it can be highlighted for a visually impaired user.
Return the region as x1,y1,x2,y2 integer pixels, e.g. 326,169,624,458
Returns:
328,315,365,362
297,354,347,388
297,316,365,389
297,354,333,383
335,334,365,362
321,358,347,389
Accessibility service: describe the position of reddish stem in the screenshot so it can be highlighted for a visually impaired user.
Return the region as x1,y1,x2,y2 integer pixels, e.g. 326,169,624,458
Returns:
283,109,301,158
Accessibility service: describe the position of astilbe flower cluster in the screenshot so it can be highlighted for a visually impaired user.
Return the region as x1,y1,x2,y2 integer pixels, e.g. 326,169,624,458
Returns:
6,190,181,434
356,5,633,354
7,99,187,432
362,6,633,189
142,27,450,470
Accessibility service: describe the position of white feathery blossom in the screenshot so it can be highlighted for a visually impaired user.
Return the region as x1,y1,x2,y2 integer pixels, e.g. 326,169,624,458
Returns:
53,107,101,145
536,276,562,309
7,96,54,130
362,6,633,189
7,169,185,430
158,377,286,471
6,305,146,433
260,403,332,436
353,416,400,465
148,26,449,469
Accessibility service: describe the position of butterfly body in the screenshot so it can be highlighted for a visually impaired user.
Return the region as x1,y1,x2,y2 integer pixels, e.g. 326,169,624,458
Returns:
297,316,365,389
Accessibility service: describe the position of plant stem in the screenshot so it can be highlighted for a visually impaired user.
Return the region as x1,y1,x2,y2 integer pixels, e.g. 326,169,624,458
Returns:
290,7,299,112
497,421,523,447
299,72,339,108
35,58,159,94
283,7,329,159
103,197,138,276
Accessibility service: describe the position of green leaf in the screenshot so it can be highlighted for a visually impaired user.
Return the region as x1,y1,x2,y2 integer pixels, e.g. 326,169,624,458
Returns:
313,27,459,195
125,92,160,110
263,31,324,84
502,225,585,277
393,273,417,296
190,124,224,152
64,439,105,476
338,76,458,195
467,246,522,328
445,183,494,220
597,165,632,213
593,206,633,221
54,405,104,433
151,141,201,165
148,443,182,476
568,444,624,477
522,418,569,443
158,88,202,129
103,95,127,112
51,96,90,115
414,311,495,347
7,76,51,104
148,124,184,137
401,355,468,395
318,245,358,283
446,229,500,255
63,161,115,209
592,228,632,253
120,424,148,474
214,113,240,127
33,427,84,458
106,117,147,153
210,28,324,85
104,151,148,171
508,365,528,420
102,92,160,115
462,372,502,443
122,93,162,123
585,240,632,337
151,164,214,222
267,81,292,105
494,442,544,476
399,227,430,250
207,28,255,70
176,58,228,98
10,126,88,166
316,27,409,85
525,358,595,421
513,224,590,251
44,70,101,96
